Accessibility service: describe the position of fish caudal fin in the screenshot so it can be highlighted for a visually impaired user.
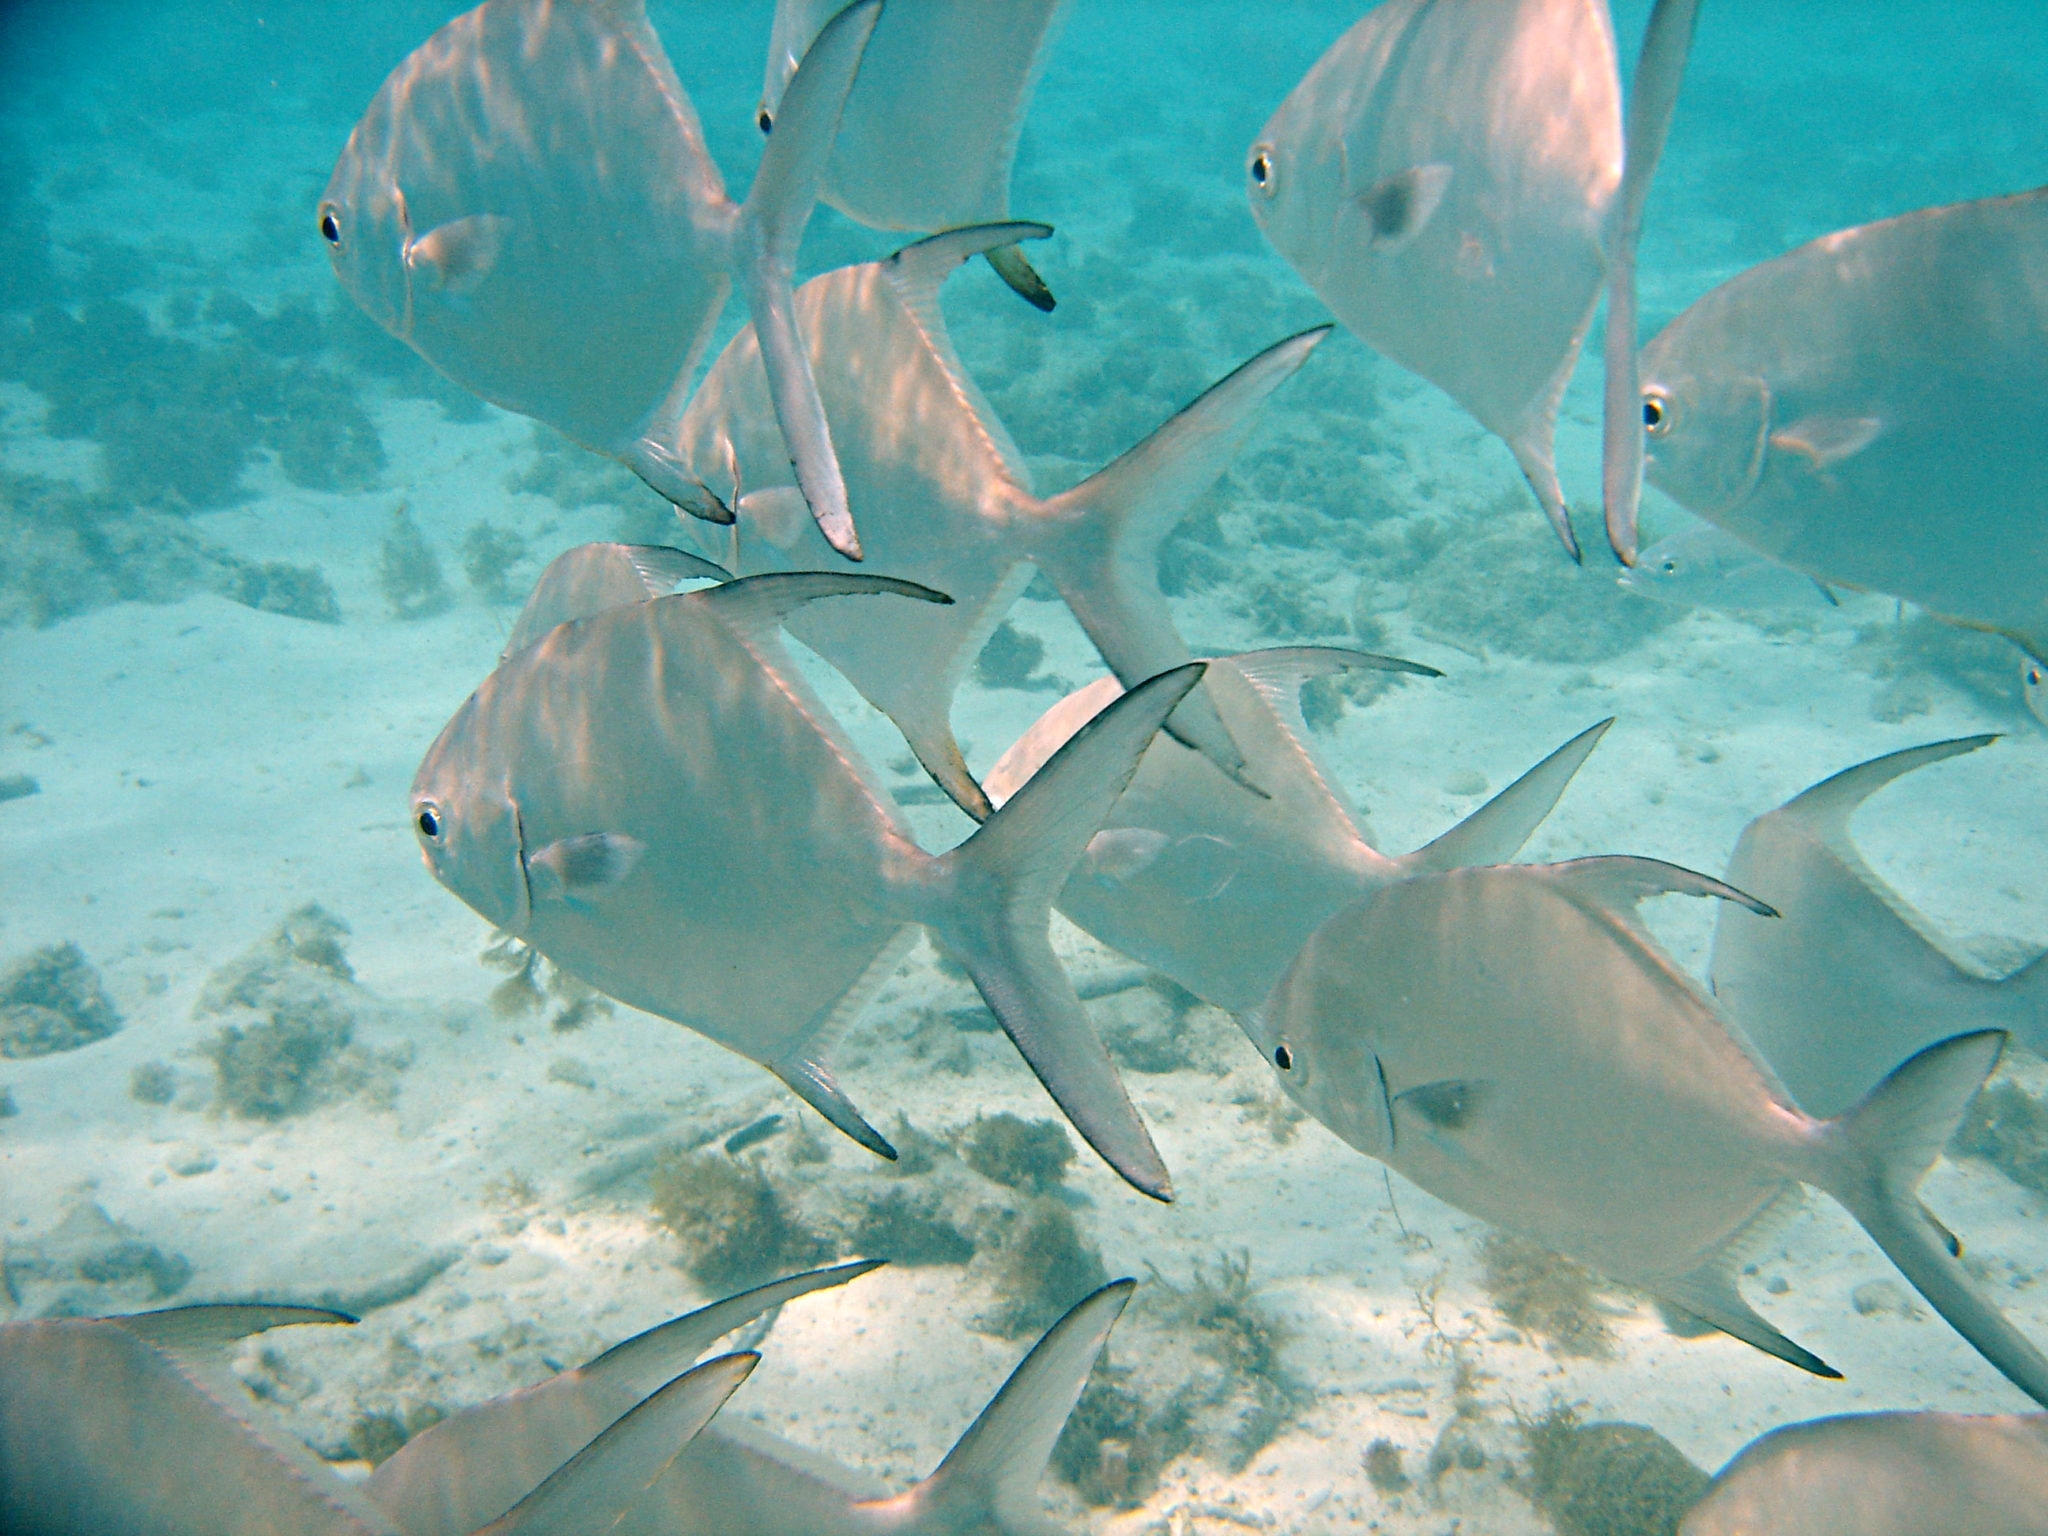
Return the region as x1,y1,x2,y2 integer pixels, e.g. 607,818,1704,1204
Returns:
1034,328,1331,792
985,241,1057,311
872,1281,1134,1533
480,1354,757,1536
1816,1030,2048,1408
736,0,882,561
1601,0,1702,565
929,665,1207,1201
1398,719,1613,876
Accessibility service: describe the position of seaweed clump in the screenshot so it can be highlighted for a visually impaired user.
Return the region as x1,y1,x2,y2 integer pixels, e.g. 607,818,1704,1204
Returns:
849,1188,976,1267
195,904,405,1119
1521,1403,1709,1536
2,1199,192,1316
649,1150,830,1291
1951,1079,2048,1197
0,941,120,1058
958,1113,1073,1195
979,1199,1108,1339
973,621,1063,693
377,505,450,620
1478,1231,1618,1359
1052,1373,1195,1509
225,561,341,624
460,521,528,604
1162,1251,1303,1470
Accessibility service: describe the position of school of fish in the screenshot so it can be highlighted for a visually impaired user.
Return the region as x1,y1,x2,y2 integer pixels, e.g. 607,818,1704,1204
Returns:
12,0,2045,1530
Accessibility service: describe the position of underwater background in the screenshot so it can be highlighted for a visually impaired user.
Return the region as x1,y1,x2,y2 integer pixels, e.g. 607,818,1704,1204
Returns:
3,1,2046,1530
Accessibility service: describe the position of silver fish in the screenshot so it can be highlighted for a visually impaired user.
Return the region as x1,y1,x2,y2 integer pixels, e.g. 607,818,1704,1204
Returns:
1615,522,1837,613
372,1261,1131,1536
671,221,1326,816
1247,0,1621,556
1682,1410,2048,1536
1249,858,2048,1405
321,0,880,558
758,0,1069,308
1639,188,2048,659
411,568,1202,1199
983,648,1612,1015
0,1303,753,1536
1710,736,2047,1119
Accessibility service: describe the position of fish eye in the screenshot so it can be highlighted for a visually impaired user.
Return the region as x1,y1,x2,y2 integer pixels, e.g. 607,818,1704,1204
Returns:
318,206,341,246
415,804,442,841
757,108,773,136
1660,558,1678,575
1273,1043,1293,1071
1643,389,1672,436
1248,147,1274,195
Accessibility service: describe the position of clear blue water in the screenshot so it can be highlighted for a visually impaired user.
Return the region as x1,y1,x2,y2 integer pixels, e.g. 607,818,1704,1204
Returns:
2,2,2046,1528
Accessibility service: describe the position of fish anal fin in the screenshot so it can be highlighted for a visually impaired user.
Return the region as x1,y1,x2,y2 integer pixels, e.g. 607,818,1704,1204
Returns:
694,571,951,647
985,240,1057,311
770,1056,895,1160
1657,1254,1838,1378
878,1281,1134,1528
1399,719,1612,875
1357,162,1453,252
1768,415,1883,471
629,438,737,525
767,925,921,1160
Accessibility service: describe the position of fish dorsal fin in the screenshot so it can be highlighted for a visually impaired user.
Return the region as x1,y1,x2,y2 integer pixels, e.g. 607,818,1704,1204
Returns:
736,0,884,559
503,542,729,660
118,1303,355,1358
697,571,951,645
879,223,1048,482
885,1281,1135,1527
1774,735,1998,964
1768,414,1884,470
1545,855,1776,925
1227,645,1440,851
1399,719,1613,876
481,1354,757,1536
1033,327,1332,790
371,1267,873,1535
1658,1221,1838,1378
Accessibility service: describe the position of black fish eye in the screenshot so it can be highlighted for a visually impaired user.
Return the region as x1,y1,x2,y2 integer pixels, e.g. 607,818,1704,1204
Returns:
757,108,773,136
319,209,340,246
416,805,441,840
1273,1043,1293,1071
1643,392,1670,435
1250,152,1271,188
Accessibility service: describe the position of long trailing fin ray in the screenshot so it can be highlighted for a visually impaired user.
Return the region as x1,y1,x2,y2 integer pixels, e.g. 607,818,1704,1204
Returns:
1658,1257,1838,1378
772,1055,896,1159
737,0,883,560
1814,1030,2048,1408
481,1354,758,1535
1399,720,1613,875
929,666,1208,1201
1034,328,1332,787
369,1267,874,1534
1602,0,1703,564
985,241,1057,310
891,1281,1135,1525
1778,735,1997,845
118,1304,355,1357
1546,854,1776,919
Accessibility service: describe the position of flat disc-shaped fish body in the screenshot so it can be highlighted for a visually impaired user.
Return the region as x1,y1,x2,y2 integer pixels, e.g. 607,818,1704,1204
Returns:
675,224,1325,815
324,0,880,557
0,1308,392,1536
1247,0,1621,551
983,655,1608,1017
1711,736,2048,1119
760,0,1068,236
1616,521,1836,613
1258,862,1800,1288
1641,188,2048,659
414,584,926,1080
1682,1410,2048,1536
416,573,1201,1197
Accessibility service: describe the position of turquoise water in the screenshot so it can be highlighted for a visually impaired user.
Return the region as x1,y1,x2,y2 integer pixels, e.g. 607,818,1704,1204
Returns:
2,2,2046,1530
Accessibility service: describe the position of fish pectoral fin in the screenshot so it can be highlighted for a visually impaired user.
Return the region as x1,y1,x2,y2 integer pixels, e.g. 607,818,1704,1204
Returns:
1356,162,1453,252
525,833,644,904
1767,414,1883,471
1657,1261,1839,1378
771,1056,896,1160
1392,1078,1490,1133
736,485,815,553
404,213,510,295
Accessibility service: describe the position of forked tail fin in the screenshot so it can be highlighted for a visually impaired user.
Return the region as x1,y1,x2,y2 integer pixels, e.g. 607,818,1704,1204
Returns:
1814,1029,2048,1408
869,1281,1135,1534
1032,328,1331,792
927,666,1206,1200
736,0,883,560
